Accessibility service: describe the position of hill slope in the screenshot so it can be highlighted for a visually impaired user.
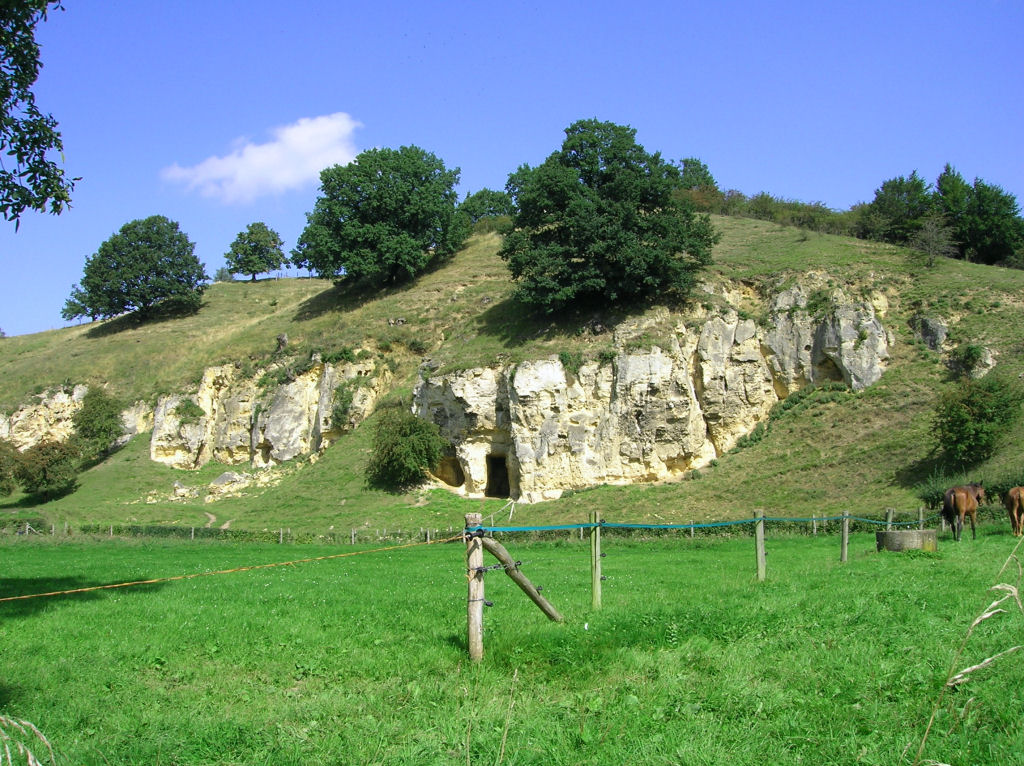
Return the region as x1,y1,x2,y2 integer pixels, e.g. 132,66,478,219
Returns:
3,217,1024,531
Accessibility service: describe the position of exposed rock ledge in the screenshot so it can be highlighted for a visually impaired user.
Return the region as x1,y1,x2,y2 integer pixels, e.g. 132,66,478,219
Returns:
414,284,891,503
150,357,390,469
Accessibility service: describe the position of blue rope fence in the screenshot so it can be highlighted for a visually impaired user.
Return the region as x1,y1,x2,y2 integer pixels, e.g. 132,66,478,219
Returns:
468,513,941,535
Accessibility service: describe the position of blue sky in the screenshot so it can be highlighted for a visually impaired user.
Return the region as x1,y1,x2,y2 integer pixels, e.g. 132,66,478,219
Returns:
2,0,1021,337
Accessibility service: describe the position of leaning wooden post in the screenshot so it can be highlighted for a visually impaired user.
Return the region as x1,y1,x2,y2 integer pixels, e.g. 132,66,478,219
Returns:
840,511,850,563
754,510,766,582
480,537,563,622
466,513,485,662
885,508,894,531
590,510,602,610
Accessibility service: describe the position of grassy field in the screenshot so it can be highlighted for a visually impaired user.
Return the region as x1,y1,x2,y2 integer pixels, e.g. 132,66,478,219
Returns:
2,529,1023,765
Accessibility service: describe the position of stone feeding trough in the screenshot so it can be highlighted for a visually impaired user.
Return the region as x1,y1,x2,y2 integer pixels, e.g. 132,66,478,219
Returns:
875,529,937,552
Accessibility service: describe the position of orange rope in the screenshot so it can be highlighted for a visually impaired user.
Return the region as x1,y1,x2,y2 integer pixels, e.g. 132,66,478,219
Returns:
0,534,464,603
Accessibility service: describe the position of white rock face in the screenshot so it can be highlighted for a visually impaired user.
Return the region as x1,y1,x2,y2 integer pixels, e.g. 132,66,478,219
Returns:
150,359,389,469
0,386,88,450
414,287,890,502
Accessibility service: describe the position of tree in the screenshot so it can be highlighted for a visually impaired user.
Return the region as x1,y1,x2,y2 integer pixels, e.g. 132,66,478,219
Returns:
0,439,18,496
498,119,718,313
932,374,1021,466
15,439,79,499
72,387,124,459
962,178,1024,264
458,188,513,223
858,171,933,243
62,215,208,321
1,1,75,226
293,145,469,287
934,164,1024,264
934,164,971,255
365,404,449,490
225,221,287,281
908,212,958,267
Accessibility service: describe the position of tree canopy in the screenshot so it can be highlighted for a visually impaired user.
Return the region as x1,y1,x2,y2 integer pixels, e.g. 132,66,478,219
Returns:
1,0,75,226
225,221,287,281
63,215,208,321
458,188,513,223
498,119,718,313
293,145,468,287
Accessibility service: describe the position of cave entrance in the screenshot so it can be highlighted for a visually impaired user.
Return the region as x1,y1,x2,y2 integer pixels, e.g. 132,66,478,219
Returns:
485,454,510,498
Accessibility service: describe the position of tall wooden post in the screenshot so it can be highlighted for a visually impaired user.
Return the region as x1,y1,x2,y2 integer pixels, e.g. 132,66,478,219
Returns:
840,511,850,563
885,508,894,530
754,510,766,582
918,507,925,530
812,514,818,536
466,513,485,662
590,510,602,610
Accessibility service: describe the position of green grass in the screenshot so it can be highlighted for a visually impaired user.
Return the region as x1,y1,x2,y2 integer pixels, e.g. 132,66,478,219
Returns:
2,531,1023,764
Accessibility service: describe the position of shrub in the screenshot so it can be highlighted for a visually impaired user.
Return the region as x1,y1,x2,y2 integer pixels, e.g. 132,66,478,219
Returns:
322,347,357,365
0,439,18,496
365,405,449,490
16,440,80,499
331,382,355,428
948,343,986,378
558,351,584,378
932,374,1022,465
174,399,206,425
72,387,125,458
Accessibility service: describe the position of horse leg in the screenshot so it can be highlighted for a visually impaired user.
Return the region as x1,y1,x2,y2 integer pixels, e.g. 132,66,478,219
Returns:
969,510,976,540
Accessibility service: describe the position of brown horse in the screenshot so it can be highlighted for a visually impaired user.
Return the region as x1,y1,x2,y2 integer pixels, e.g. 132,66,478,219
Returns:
941,483,985,541
1003,487,1024,537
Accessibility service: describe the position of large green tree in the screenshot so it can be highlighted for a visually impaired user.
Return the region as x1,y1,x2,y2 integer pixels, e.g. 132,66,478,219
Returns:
62,215,208,321
458,188,513,223
857,171,933,244
498,119,718,313
933,164,1024,264
225,221,287,281
1,0,75,226
293,145,468,286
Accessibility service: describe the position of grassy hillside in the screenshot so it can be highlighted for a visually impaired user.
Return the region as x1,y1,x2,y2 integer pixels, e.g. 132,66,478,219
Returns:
3,217,1024,531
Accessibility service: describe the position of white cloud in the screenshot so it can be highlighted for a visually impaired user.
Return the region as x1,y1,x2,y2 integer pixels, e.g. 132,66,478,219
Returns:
161,112,362,203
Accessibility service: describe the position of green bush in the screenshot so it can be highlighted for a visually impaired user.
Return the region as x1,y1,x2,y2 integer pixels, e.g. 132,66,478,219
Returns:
558,351,584,378
15,440,80,499
365,405,449,490
932,374,1022,465
0,439,18,496
948,343,986,378
73,387,125,457
174,399,206,425
331,382,355,428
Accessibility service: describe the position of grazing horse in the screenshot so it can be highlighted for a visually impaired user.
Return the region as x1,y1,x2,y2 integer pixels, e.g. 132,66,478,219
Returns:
1004,487,1024,537
941,483,985,541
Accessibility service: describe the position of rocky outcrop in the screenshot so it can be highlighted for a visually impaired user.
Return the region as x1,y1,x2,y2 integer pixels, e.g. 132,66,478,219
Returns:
414,285,891,502
0,386,88,450
150,357,389,469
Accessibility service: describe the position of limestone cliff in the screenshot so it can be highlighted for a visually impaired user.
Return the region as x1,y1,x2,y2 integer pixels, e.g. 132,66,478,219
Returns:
150,357,390,469
414,284,891,502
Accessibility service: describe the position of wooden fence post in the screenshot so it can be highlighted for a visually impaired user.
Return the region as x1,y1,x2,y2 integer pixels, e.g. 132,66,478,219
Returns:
812,514,817,535
754,510,766,582
840,511,849,563
689,520,695,539
466,513,485,662
885,509,894,530
480,537,563,622
918,507,925,530
590,510,602,610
